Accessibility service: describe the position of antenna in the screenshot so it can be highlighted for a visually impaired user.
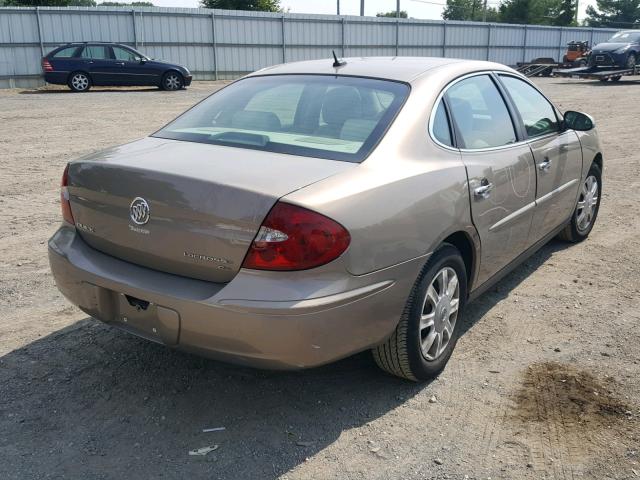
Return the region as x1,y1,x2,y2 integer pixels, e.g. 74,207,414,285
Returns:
332,50,346,68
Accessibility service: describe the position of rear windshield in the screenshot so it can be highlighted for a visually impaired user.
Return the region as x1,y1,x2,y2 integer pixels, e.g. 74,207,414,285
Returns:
607,31,640,43
153,75,409,162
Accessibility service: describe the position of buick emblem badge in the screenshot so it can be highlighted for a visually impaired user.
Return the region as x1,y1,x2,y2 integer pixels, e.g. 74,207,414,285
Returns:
129,197,150,225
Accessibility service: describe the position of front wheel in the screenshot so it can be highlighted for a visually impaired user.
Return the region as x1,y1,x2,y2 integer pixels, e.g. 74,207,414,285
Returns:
558,163,602,243
372,244,467,381
68,72,91,92
161,71,184,91
626,53,637,69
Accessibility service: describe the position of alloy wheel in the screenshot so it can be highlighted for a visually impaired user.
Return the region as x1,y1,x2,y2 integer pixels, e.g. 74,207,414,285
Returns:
419,266,460,361
71,73,89,91
576,175,599,233
165,74,181,90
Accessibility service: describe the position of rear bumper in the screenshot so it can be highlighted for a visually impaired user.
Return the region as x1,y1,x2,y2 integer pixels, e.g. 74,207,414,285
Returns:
48,226,423,369
43,71,69,85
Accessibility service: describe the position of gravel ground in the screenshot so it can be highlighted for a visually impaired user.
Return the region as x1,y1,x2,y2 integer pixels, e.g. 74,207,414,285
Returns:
0,78,639,480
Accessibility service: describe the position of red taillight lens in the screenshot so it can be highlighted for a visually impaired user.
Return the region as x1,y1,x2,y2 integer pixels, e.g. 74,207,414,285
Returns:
242,202,350,271
42,59,53,72
61,164,75,225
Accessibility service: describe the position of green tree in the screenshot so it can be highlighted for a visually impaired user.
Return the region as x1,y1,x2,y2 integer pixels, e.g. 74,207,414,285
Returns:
443,0,481,21
376,10,408,18
442,0,499,21
100,1,154,5
585,0,640,28
498,0,575,26
5,0,96,5
200,0,280,11
550,0,577,26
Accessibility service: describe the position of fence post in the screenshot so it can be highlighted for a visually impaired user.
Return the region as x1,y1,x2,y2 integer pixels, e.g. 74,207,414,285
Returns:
442,21,447,58
281,14,286,63
342,17,346,57
557,27,563,62
589,27,594,47
522,25,527,63
35,7,45,57
211,11,218,80
131,9,138,49
486,23,492,61
395,18,399,57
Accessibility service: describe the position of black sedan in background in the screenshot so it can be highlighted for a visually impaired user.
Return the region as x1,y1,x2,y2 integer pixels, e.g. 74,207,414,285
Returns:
42,42,192,92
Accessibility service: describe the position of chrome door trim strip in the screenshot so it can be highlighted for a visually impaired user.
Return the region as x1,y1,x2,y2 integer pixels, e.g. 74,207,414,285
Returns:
536,178,579,205
489,201,536,232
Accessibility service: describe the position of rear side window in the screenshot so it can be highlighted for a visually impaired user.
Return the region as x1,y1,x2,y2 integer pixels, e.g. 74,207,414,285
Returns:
52,46,78,58
445,75,516,149
81,45,111,60
432,100,453,147
154,75,409,163
499,75,559,138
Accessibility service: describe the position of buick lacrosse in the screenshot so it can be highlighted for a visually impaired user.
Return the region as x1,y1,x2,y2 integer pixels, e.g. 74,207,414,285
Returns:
49,57,602,381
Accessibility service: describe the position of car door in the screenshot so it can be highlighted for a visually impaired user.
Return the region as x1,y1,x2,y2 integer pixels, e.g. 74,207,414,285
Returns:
78,45,116,85
444,73,537,286
498,74,582,244
111,46,157,86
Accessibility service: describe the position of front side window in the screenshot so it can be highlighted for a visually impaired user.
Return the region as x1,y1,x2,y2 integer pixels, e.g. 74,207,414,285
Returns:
113,47,138,62
52,46,78,58
500,75,559,138
154,75,409,163
81,45,111,60
445,75,516,149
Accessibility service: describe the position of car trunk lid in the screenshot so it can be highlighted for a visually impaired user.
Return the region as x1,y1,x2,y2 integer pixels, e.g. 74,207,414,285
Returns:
67,137,352,283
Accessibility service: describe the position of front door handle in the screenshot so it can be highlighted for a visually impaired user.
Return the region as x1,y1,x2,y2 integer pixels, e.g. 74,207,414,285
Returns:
538,157,552,171
115,62,125,66
474,179,493,199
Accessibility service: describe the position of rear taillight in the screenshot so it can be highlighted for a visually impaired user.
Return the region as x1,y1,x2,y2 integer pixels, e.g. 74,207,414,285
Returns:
242,202,350,271
42,58,53,72
61,164,75,225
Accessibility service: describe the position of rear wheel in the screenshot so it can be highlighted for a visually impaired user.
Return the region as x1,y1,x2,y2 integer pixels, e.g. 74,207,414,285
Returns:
372,244,467,381
611,75,622,82
68,71,91,92
599,78,609,83
161,71,183,91
558,163,601,243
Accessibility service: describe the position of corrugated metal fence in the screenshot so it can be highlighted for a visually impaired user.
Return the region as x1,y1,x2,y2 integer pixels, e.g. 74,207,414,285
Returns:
0,6,618,88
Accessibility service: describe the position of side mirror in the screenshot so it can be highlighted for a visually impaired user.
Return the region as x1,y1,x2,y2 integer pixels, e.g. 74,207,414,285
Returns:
138,57,146,64
563,110,595,131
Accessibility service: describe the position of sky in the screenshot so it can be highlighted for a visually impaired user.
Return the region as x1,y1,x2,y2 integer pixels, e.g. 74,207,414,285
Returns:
148,0,597,22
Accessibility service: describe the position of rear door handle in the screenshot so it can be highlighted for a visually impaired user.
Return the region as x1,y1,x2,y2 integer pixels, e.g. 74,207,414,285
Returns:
538,157,552,171
473,179,493,199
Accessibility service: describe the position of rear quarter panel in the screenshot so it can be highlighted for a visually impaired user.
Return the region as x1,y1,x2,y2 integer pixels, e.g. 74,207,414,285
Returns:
283,65,480,277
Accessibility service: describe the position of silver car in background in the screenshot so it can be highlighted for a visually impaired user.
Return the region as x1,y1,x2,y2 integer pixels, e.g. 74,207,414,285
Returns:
49,57,602,381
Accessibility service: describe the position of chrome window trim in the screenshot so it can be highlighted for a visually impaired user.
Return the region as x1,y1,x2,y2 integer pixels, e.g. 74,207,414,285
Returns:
496,72,563,140
428,69,569,153
428,70,523,153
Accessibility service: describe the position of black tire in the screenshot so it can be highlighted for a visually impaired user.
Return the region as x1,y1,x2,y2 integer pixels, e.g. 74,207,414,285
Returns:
558,163,602,243
161,71,184,91
626,53,636,69
599,78,609,83
67,71,91,92
611,75,622,82
372,244,468,381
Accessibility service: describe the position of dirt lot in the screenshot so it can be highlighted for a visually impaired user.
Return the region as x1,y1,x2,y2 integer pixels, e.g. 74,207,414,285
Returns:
1,78,639,480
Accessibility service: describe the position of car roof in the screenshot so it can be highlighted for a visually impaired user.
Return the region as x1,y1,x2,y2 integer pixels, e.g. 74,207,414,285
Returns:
247,57,510,83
